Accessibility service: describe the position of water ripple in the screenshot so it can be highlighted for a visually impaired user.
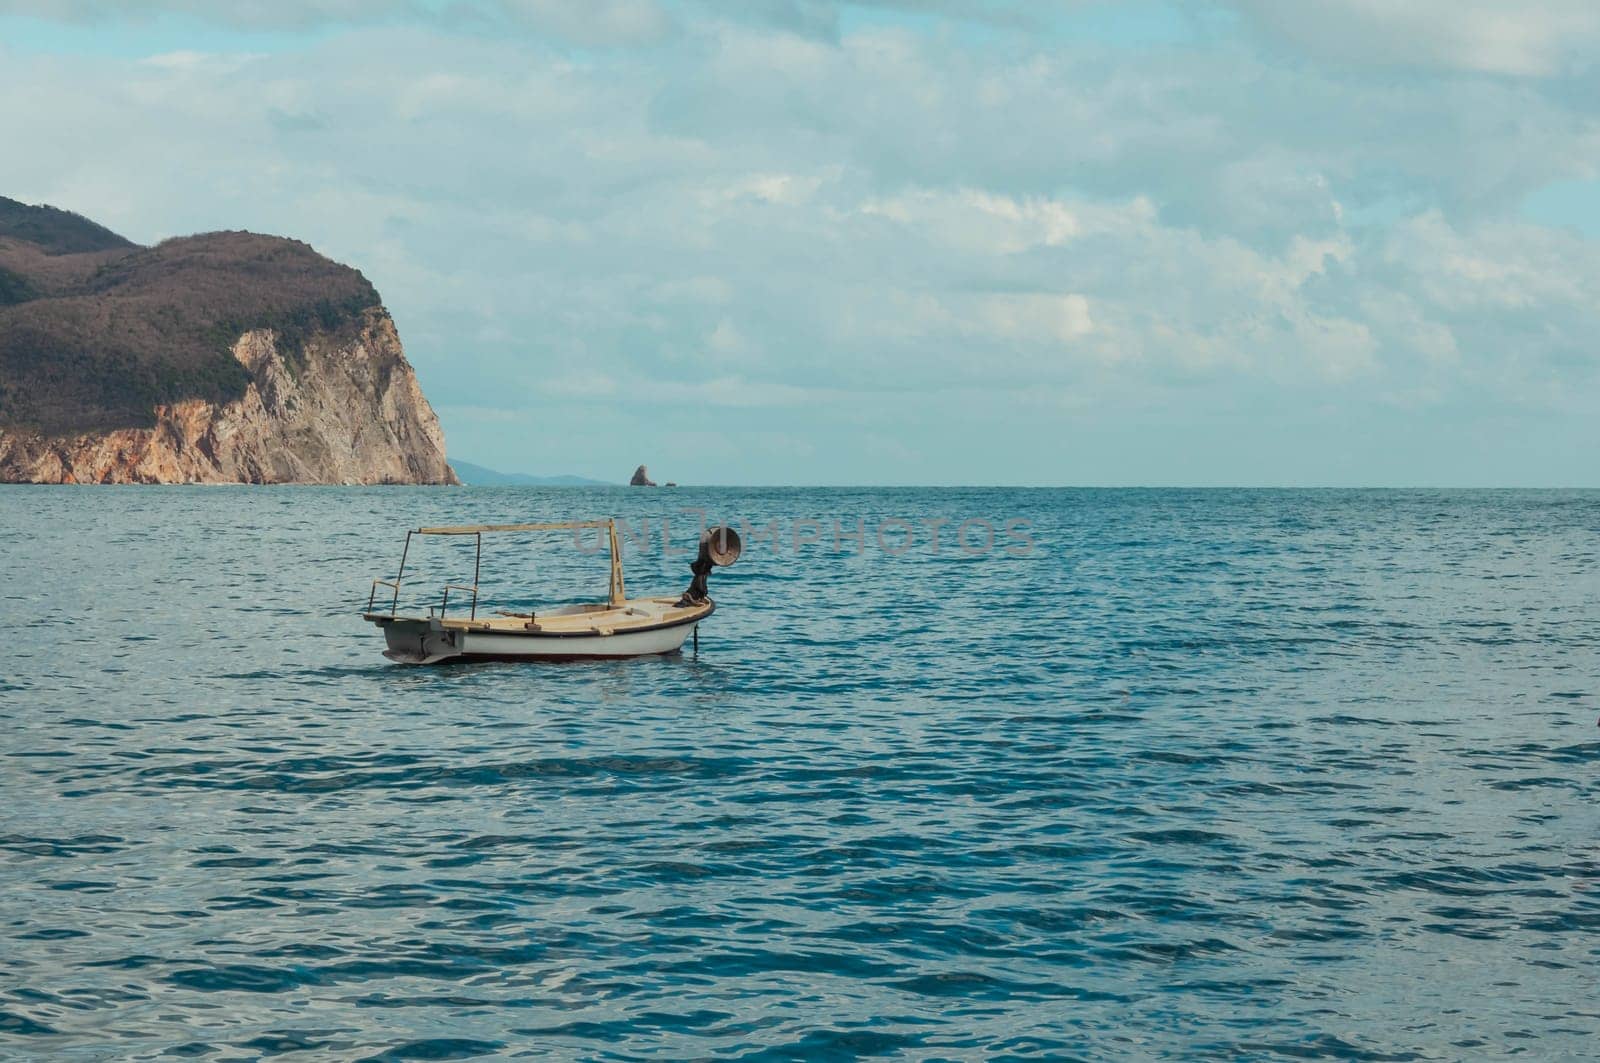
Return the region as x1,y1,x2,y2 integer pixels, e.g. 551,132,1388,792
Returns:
3,486,1599,1059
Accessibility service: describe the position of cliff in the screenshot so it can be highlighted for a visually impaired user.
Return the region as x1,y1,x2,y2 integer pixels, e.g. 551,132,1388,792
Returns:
0,311,455,484
0,196,457,484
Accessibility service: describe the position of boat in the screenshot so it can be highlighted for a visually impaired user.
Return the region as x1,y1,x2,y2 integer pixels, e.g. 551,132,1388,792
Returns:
363,519,741,664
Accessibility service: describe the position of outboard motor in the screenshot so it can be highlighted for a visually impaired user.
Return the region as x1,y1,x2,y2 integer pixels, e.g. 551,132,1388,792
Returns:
677,525,741,606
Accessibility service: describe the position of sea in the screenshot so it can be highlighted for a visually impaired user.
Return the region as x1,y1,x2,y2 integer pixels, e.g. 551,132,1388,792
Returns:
2,486,1598,1061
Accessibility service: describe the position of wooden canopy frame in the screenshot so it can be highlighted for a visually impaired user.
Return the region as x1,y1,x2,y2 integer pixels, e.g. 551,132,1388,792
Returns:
368,518,626,620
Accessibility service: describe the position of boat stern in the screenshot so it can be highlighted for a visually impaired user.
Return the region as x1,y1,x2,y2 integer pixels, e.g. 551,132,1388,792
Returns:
366,615,464,665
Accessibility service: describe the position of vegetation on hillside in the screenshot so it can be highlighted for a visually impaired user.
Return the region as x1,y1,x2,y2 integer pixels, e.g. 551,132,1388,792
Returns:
0,202,384,435
0,266,37,307
0,196,136,254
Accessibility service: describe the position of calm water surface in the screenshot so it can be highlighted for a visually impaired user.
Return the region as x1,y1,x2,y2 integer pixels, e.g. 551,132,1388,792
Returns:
2,487,1598,1061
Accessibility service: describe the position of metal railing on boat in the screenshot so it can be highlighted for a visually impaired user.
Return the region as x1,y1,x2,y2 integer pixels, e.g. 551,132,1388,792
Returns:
438,583,481,620
364,519,626,623
368,577,402,615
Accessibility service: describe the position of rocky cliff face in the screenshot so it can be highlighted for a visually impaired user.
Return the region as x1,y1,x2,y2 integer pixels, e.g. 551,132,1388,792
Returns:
0,309,457,484
0,196,459,485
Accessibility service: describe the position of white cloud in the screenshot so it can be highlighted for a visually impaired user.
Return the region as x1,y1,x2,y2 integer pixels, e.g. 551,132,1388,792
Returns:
1381,211,1599,312
497,0,674,46
974,293,1094,345
137,49,251,71
4,5,1599,482
860,188,1080,254
699,171,831,207
0,0,424,29
1226,0,1600,77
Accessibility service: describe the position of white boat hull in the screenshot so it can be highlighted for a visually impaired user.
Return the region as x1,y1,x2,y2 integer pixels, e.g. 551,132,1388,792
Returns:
372,610,704,665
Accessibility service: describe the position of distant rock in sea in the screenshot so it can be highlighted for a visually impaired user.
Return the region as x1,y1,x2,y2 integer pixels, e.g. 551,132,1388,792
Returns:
630,464,657,487
0,195,457,485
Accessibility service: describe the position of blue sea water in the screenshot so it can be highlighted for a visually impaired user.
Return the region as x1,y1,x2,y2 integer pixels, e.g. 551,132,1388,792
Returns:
2,486,1598,1061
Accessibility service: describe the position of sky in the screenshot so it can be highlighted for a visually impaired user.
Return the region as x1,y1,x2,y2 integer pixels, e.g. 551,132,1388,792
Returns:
2,0,1599,486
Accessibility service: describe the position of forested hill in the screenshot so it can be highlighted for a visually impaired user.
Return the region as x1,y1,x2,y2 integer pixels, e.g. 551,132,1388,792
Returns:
0,196,381,435
0,196,135,255
0,196,456,485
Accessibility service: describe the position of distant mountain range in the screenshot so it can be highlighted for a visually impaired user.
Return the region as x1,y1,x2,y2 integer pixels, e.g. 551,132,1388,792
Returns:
451,460,613,486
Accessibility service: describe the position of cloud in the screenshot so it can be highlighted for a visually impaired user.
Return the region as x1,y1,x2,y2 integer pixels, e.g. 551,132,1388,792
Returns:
0,0,678,44
2,5,1598,482
498,0,674,47
860,188,1080,254
11,0,1600,79
1225,0,1600,77
0,0,425,30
